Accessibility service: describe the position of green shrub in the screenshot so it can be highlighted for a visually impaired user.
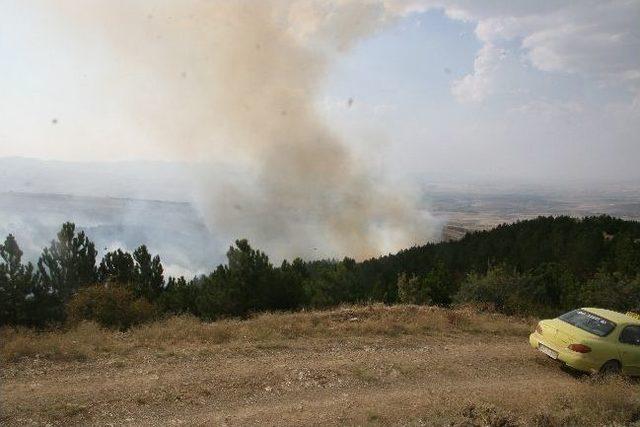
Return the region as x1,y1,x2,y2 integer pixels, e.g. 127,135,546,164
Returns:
455,265,520,314
579,271,640,312
397,273,431,305
66,284,157,330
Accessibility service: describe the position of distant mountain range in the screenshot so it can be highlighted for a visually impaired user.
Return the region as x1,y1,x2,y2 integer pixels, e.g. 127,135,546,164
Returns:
0,156,199,202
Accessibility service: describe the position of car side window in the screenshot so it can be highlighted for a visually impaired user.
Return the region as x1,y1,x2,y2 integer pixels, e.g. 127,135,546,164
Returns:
619,325,640,345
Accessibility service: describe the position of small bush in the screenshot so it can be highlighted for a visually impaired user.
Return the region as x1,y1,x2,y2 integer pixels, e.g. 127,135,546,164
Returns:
66,284,157,330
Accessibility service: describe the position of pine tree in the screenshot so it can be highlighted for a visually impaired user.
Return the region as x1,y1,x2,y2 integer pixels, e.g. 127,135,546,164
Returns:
132,245,164,301
37,223,97,301
0,234,37,325
98,249,135,284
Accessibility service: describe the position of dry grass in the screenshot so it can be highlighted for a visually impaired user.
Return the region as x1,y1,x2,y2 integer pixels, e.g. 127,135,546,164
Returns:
1,304,529,363
2,304,639,426
0,321,124,362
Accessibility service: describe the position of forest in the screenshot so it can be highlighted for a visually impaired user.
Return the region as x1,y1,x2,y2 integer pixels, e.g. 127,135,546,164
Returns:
1,215,640,328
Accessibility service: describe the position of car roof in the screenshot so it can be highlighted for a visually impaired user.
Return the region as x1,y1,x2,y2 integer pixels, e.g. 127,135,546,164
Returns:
582,307,639,324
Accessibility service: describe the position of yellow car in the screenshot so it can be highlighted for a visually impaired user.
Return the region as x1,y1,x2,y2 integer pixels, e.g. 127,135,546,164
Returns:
529,308,640,375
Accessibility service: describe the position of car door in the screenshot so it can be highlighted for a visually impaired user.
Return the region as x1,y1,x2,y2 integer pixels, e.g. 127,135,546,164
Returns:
618,325,640,376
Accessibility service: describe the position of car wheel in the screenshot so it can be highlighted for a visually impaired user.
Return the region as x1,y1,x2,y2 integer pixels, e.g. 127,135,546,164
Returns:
599,360,621,376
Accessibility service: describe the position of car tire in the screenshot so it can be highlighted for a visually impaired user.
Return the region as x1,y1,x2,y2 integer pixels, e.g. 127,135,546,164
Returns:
599,360,621,376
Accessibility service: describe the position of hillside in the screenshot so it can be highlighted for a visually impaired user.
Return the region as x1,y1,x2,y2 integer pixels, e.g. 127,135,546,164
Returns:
3,215,640,329
351,215,640,315
2,305,638,426
364,215,640,279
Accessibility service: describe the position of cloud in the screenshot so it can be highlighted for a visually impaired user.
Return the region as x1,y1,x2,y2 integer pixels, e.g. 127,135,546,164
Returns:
395,1,640,103
451,43,501,103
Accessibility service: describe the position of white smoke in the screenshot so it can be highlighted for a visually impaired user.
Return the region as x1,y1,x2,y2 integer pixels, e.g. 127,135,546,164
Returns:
37,0,441,261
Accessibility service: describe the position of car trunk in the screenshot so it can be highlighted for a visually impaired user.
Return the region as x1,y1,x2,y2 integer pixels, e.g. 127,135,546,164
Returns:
538,318,587,350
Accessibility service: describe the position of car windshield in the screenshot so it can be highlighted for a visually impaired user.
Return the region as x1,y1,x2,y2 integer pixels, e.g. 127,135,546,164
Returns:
558,309,616,337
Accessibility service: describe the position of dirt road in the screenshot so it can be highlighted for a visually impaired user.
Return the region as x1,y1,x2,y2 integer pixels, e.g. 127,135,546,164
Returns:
1,306,638,426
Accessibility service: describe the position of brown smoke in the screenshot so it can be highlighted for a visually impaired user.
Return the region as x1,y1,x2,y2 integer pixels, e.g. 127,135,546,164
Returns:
47,0,440,260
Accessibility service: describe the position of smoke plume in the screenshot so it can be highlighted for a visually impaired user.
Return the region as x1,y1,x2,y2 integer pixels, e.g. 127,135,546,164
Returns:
48,0,440,261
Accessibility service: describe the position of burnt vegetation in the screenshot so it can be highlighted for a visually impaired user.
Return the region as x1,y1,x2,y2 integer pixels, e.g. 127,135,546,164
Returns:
1,215,640,328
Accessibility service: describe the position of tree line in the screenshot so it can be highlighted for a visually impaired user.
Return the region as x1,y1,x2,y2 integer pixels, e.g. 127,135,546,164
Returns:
1,215,640,329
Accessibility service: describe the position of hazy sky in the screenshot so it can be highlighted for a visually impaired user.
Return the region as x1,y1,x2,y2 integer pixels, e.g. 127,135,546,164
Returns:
1,0,639,184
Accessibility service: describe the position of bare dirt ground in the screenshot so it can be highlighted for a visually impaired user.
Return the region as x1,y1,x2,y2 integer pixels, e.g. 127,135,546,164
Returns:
2,305,639,426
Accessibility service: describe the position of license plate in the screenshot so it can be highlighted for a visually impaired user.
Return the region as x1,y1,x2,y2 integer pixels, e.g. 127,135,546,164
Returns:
538,343,558,359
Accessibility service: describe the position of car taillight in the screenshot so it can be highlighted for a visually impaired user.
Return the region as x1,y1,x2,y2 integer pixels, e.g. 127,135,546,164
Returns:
535,323,543,335
568,343,591,353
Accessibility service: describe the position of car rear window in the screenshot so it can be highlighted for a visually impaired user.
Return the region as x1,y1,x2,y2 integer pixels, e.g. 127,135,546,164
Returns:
558,309,616,337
